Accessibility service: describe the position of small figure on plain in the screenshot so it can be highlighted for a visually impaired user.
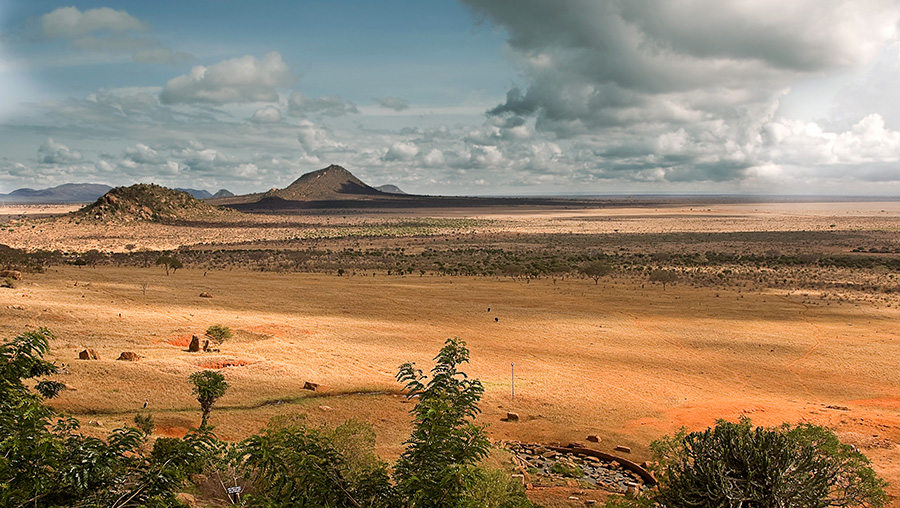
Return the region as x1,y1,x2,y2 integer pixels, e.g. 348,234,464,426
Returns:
143,400,149,409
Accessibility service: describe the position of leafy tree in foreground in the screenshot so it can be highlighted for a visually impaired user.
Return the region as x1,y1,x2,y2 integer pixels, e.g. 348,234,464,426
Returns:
189,370,229,429
650,417,888,508
233,415,399,508
1,328,215,507
394,337,493,508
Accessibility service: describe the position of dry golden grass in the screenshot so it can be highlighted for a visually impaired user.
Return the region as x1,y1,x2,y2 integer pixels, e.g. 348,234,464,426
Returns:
3,200,900,505
3,264,900,503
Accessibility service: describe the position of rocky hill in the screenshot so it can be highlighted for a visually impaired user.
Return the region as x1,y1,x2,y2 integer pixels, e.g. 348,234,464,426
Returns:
78,184,234,222
268,164,384,201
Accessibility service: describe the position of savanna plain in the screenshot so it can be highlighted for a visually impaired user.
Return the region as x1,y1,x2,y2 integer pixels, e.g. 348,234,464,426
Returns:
3,200,900,506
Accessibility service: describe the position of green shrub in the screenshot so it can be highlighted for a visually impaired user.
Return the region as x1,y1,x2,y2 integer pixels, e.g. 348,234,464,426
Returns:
134,413,155,435
651,417,888,508
205,324,233,342
550,460,583,478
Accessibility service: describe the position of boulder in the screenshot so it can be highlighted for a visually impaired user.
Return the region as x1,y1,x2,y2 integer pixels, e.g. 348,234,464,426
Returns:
303,381,319,391
614,445,632,454
175,493,197,508
0,270,22,280
188,335,201,352
117,351,141,361
587,434,601,443
506,412,520,421
78,349,99,360
199,292,212,298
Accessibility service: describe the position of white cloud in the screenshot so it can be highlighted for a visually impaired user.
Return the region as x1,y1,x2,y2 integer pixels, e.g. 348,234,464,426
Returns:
765,114,900,166
39,6,189,65
42,7,146,38
38,138,83,164
375,96,409,111
250,106,282,123
382,142,419,162
160,52,294,104
288,92,359,116
296,120,343,154
123,143,165,165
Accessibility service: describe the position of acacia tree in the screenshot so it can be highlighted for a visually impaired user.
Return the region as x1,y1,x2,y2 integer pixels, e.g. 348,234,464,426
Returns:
188,370,228,429
649,268,678,290
581,260,614,284
155,254,183,275
651,417,887,508
395,337,492,508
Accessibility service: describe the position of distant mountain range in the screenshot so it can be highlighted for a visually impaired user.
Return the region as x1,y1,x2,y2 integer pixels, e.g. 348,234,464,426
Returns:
375,184,406,194
175,188,235,200
0,183,113,204
0,183,233,204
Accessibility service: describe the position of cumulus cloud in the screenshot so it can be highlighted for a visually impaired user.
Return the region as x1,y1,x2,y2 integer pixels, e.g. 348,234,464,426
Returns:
42,6,146,37
765,114,900,166
38,138,83,164
123,143,165,165
462,0,900,182
382,142,419,161
375,96,409,111
40,6,190,65
296,120,343,155
250,106,282,123
160,52,293,104
288,92,358,116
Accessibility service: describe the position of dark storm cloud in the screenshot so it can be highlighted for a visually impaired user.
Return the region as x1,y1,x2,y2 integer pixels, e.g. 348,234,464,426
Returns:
462,0,900,182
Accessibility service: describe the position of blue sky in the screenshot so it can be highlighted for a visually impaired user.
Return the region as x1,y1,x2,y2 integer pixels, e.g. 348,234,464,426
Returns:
2,1,900,195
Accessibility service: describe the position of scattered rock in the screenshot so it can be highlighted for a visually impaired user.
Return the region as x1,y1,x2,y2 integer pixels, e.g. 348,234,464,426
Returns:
614,445,631,454
303,381,319,391
78,349,99,360
318,405,332,411
117,351,141,361
7,304,25,310
506,412,520,421
188,335,201,352
175,492,197,508
63,383,77,391
199,292,212,298
587,435,601,443
88,420,103,427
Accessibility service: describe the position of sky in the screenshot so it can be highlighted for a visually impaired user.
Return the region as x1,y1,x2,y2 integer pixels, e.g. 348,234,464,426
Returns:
2,0,900,196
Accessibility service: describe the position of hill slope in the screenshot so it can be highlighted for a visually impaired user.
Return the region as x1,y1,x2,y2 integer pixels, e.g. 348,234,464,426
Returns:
78,184,234,222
